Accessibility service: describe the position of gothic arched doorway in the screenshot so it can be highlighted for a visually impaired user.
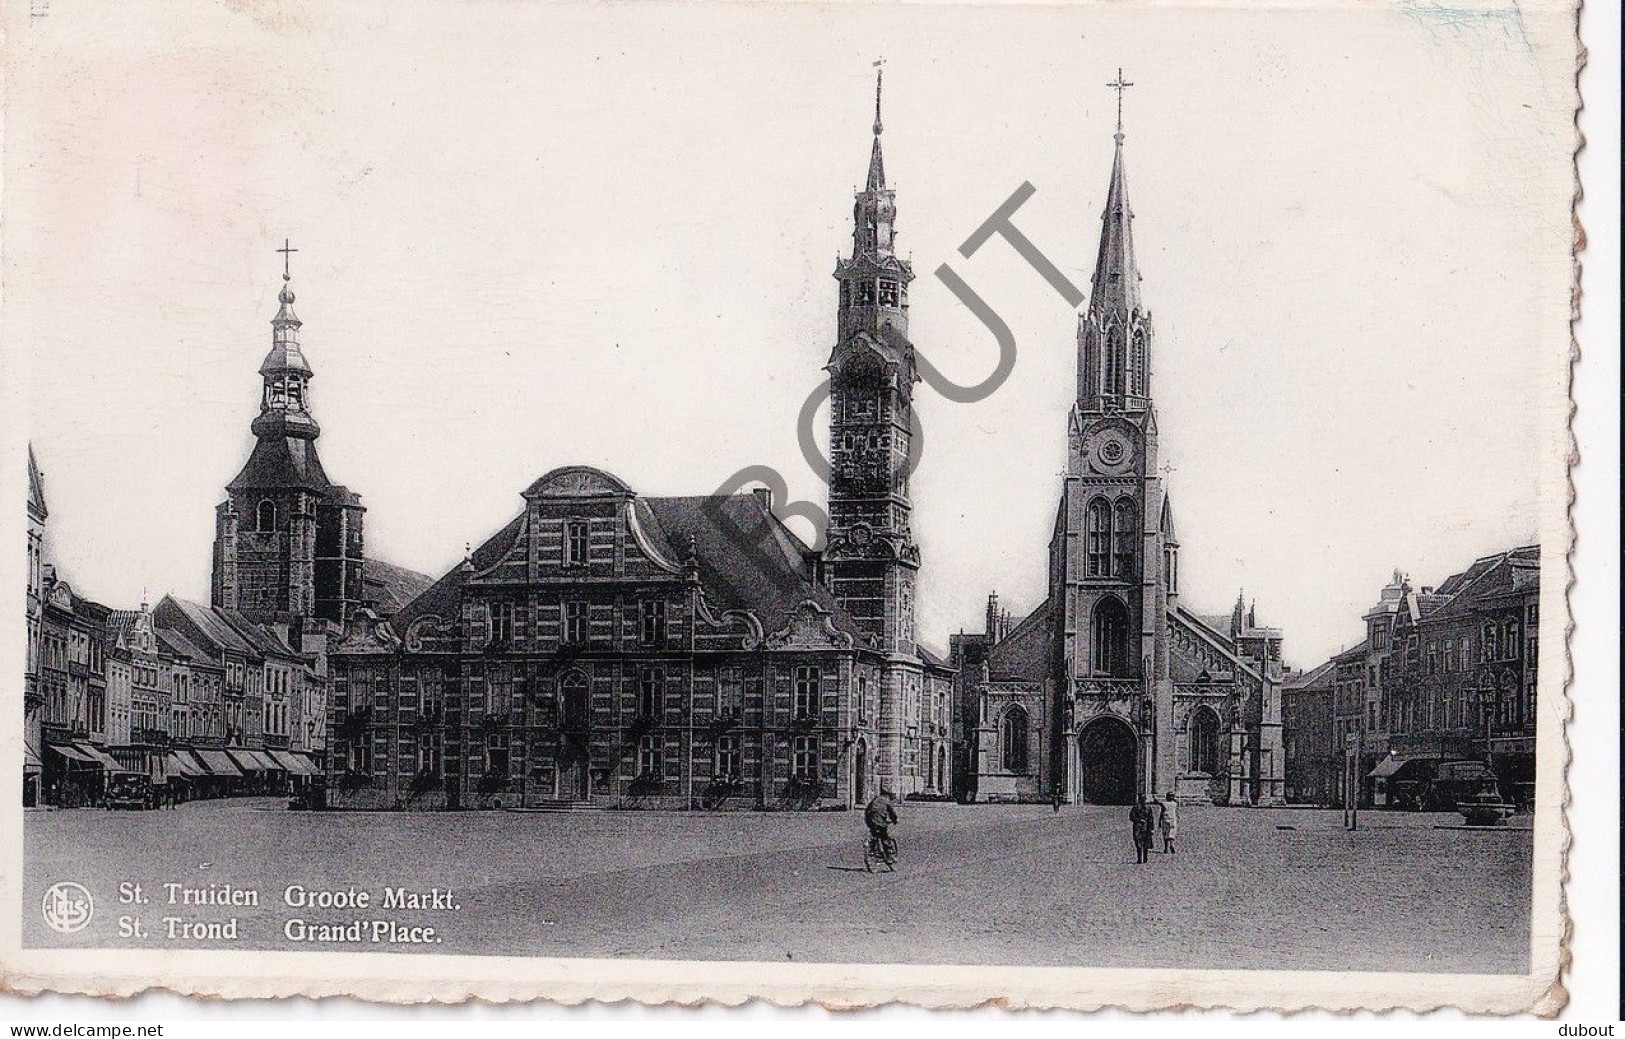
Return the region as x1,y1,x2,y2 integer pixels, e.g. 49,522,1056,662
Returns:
1078,717,1138,805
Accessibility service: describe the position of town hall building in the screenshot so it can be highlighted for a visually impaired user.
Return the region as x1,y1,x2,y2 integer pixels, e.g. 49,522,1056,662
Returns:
305,72,955,811
949,109,1287,807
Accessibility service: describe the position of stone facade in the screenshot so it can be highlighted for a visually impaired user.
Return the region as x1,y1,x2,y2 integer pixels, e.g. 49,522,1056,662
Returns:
949,127,1286,807
1281,659,1338,806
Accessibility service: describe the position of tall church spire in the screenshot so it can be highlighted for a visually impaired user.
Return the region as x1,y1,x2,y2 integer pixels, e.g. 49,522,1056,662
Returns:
1076,70,1151,410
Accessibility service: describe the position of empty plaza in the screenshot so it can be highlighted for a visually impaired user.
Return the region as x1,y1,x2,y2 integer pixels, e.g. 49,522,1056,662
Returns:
24,800,1533,973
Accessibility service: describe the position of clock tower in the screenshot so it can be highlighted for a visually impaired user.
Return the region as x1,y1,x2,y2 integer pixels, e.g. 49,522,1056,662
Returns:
1051,100,1172,798
824,67,920,658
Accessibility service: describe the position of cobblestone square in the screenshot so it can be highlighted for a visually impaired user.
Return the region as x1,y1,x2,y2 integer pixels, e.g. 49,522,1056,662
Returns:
24,799,1533,973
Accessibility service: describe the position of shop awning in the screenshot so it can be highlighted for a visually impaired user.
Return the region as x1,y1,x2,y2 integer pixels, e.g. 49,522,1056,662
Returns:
164,752,199,777
268,750,318,776
76,745,125,771
194,749,243,777
248,750,285,771
226,749,267,772
48,743,98,764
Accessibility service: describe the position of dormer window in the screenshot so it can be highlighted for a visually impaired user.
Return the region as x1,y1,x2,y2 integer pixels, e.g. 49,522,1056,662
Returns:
564,520,590,567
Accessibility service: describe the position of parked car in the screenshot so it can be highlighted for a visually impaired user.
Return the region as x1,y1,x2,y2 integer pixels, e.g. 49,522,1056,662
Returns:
104,771,153,810
1390,759,1500,812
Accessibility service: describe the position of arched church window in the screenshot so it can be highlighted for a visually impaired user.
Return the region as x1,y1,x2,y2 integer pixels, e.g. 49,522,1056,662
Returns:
878,280,900,307
256,500,276,532
1191,707,1223,775
1000,706,1029,774
1091,598,1131,677
1085,498,1111,576
1112,499,1138,577
1130,330,1147,396
1102,326,1124,397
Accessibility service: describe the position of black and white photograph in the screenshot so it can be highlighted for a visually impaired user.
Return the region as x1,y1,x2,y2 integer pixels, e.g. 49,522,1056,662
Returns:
0,0,1595,1017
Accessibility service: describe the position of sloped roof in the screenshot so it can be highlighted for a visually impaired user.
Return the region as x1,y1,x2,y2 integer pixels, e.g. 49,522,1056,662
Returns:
27,446,47,520
1284,657,1337,692
156,627,215,667
1429,548,1540,621
227,436,332,493
105,610,140,647
363,558,435,616
644,495,865,642
986,597,1058,682
390,492,872,648
159,596,258,656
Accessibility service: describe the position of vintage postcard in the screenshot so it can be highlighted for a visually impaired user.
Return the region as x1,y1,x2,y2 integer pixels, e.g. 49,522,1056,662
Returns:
0,0,1580,1014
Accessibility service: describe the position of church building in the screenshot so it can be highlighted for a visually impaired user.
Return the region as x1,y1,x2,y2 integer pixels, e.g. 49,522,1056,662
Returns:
950,104,1286,807
318,71,954,811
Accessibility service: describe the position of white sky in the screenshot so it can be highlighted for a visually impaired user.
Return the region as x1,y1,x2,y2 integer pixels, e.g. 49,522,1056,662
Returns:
5,0,1575,668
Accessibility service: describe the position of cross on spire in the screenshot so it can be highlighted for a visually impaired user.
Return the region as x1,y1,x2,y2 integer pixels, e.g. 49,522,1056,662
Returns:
872,58,885,136
277,238,298,282
1106,67,1134,138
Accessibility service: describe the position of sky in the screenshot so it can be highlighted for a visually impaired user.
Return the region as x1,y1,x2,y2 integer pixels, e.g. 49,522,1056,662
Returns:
4,0,1576,668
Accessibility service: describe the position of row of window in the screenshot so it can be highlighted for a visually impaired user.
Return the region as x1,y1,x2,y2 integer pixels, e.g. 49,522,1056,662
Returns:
840,278,904,308
483,599,669,645
1084,498,1139,578
1095,327,1149,398
350,732,815,784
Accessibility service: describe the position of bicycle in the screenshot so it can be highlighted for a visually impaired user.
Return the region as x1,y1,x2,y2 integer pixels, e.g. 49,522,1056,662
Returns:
863,832,898,872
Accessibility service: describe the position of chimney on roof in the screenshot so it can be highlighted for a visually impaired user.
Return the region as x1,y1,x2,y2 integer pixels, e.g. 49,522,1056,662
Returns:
1421,586,1434,595
752,486,772,513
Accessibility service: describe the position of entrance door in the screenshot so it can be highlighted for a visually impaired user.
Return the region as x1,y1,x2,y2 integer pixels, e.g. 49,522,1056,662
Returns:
558,746,589,802
1078,718,1138,805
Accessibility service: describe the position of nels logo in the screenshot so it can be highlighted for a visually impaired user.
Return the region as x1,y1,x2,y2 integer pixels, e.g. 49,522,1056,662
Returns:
42,881,94,934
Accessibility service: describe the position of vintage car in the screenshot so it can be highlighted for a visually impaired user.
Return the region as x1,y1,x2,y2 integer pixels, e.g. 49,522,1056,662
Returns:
104,771,154,810
1389,759,1500,812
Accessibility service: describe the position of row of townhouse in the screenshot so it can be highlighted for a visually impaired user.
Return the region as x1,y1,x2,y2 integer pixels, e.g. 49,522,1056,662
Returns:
24,449,326,808
1281,546,1540,809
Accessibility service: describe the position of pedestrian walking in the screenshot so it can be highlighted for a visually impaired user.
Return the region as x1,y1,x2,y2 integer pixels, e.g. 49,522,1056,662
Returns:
1051,787,1063,814
1129,794,1155,864
1158,792,1178,854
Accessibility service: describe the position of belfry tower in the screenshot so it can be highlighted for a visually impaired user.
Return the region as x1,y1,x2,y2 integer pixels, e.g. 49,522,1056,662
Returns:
824,66,921,658
212,244,366,625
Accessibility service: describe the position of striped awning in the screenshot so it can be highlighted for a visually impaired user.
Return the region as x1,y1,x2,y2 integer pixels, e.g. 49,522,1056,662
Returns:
267,749,318,776
48,743,98,764
76,744,125,771
194,749,243,777
165,752,200,777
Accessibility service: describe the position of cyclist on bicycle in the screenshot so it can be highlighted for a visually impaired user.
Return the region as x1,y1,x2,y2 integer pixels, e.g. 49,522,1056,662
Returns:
864,788,898,852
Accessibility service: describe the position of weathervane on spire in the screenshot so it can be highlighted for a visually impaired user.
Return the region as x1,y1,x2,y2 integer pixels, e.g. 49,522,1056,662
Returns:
277,237,298,282
1107,67,1134,139
872,58,886,136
